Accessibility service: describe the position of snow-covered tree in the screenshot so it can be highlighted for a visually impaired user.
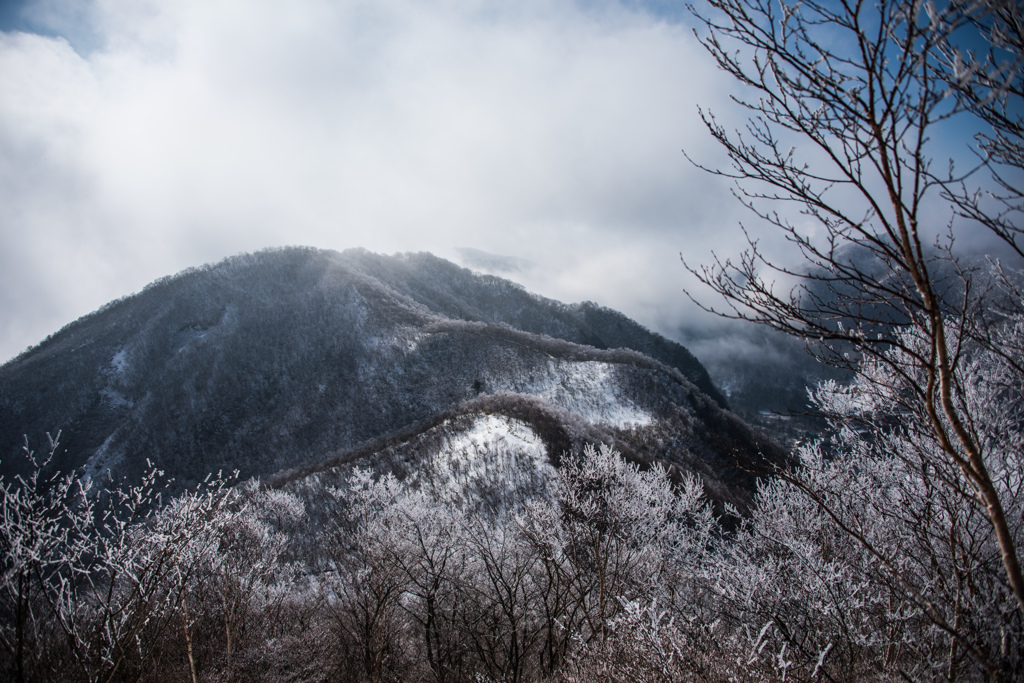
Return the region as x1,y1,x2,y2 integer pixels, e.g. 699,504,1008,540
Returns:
685,0,1024,651
0,435,234,682
553,444,713,645
324,470,412,682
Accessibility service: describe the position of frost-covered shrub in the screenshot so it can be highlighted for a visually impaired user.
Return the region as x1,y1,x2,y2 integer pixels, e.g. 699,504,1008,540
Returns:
552,444,713,643
668,318,1024,681
0,435,235,682
8,310,1021,683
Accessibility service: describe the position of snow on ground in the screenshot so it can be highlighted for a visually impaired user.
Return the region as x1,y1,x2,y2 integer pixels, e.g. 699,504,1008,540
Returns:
440,414,548,469
100,348,133,408
494,360,653,428
411,414,553,507
111,349,130,374
81,432,122,489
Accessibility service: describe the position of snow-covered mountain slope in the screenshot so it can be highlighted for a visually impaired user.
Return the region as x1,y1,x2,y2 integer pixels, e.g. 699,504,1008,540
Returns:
0,247,776,500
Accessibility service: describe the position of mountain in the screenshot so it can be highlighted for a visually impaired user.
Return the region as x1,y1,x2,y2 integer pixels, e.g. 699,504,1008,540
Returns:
678,323,847,445
0,247,777,505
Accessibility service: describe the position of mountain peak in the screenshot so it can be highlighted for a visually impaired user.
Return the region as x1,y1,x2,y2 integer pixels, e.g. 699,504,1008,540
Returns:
0,247,769,504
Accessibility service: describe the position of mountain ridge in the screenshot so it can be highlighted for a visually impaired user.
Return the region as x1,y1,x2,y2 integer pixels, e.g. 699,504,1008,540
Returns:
0,246,771,502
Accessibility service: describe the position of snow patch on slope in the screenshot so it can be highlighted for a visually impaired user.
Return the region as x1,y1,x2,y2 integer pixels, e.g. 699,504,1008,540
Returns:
494,360,652,428
100,348,133,408
82,432,122,487
411,414,553,507
111,349,129,374
441,414,548,468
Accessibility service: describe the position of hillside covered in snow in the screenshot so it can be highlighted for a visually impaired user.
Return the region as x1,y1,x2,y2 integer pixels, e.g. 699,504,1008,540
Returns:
0,247,776,504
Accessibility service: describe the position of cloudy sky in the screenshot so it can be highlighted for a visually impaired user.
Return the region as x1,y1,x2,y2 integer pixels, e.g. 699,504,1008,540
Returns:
0,0,761,364
2,0,1003,367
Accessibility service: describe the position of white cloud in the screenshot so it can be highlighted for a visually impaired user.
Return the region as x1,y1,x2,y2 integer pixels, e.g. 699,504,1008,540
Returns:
0,0,743,362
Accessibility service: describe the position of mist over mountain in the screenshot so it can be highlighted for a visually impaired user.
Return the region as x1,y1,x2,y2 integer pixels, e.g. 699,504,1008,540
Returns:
0,247,775,503
677,245,1023,439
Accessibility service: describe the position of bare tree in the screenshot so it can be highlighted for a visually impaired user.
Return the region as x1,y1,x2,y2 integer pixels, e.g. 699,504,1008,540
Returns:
0,434,90,682
554,444,711,647
684,0,1024,635
387,493,469,683
0,434,235,683
931,0,1024,258
325,470,411,683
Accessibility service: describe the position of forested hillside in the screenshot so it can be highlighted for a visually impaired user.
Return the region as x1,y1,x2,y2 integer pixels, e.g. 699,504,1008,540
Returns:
0,247,758,498
2,0,1023,678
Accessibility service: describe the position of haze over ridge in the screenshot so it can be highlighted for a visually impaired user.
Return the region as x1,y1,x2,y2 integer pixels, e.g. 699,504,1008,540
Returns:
0,248,775,505
0,0,747,366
